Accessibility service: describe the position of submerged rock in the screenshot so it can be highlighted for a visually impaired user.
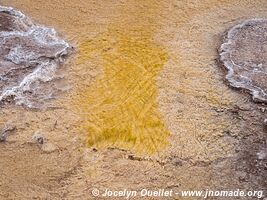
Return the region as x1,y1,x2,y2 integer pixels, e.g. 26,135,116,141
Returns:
0,125,16,142
0,6,71,108
32,131,58,152
220,19,267,103
32,131,44,145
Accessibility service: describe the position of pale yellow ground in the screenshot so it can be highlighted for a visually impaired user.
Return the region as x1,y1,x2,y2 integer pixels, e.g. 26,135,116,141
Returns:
0,0,266,199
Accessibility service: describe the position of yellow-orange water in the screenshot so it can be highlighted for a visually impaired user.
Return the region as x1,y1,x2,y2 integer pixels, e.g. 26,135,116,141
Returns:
64,0,174,154
76,20,169,154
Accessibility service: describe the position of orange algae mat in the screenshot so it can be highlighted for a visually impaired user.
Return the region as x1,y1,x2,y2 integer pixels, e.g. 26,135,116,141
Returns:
76,28,169,154
73,1,171,154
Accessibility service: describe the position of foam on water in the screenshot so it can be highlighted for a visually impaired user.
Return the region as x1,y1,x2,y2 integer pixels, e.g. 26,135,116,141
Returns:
220,19,267,103
0,6,71,108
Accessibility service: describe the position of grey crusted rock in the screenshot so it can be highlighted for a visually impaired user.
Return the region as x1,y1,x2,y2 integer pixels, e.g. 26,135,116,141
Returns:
0,125,16,142
220,19,267,103
0,6,72,108
32,131,44,145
